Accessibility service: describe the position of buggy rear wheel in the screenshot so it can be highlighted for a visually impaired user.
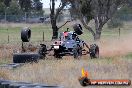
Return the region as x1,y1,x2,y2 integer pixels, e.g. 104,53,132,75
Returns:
89,44,99,59
38,44,47,59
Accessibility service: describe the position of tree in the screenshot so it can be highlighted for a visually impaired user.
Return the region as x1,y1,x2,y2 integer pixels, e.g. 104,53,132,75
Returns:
50,0,71,39
18,0,32,22
33,0,43,11
18,0,32,12
31,0,44,17
0,0,5,15
0,0,22,21
8,0,21,15
108,0,132,27
3,0,12,22
107,18,123,28
126,0,132,7
4,0,11,7
18,0,44,22
70,0,127,40
0,0,44,22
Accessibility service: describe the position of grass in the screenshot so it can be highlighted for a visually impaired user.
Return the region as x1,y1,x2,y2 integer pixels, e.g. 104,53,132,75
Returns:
0,56,131,88
0,23,53,43
0,22,131,88
125,52,132,57
0,22,131,44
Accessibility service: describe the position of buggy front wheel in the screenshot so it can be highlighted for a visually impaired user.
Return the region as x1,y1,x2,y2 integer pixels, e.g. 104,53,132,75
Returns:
73,48,79,59
89,44,99,59
73,45,82,59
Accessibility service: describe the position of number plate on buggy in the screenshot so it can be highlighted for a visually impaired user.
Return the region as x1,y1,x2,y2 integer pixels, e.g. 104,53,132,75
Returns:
54,46,59,49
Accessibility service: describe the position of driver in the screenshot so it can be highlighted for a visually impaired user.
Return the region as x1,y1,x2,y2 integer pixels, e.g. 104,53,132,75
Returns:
63,31,70,40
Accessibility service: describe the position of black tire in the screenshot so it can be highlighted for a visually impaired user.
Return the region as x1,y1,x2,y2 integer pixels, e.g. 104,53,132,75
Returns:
73,46,79,59
9,82,31,88
38,44,47,59
73,24,83,35
0,81,12,88
89,44,99,59
54,49,62,59
79,77,91,86
13,53,40,63
73,48,79,59
73,45,82,59
21,27,31,42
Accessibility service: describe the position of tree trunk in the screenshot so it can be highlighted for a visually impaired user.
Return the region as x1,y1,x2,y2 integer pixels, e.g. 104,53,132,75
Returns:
94,31,101,40
51,17,58,39
50,9,58,39
50,0,58,40
52,23,58,39
5,8,7,23
94,17,103,41
25,12,27,23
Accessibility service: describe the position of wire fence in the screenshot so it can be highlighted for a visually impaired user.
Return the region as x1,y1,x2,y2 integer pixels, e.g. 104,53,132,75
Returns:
0,21,131,60
0,14,132,23
0,15,50,23
0,23,53,44
0,22,129,44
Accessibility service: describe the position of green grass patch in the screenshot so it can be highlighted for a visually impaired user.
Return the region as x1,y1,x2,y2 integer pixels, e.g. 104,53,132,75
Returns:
0,23,131,44
124,53,132,59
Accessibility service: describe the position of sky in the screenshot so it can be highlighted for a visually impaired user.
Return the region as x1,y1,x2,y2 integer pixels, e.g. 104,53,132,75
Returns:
41,0,60,8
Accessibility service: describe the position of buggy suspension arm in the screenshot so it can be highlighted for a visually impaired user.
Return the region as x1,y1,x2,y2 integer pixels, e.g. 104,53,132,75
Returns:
83,42,90,49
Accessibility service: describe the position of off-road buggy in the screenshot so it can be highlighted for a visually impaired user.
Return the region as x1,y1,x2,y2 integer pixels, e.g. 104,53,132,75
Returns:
13,24,99,63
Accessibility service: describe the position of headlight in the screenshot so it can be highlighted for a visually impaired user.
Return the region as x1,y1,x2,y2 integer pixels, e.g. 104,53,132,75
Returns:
54,45,59,49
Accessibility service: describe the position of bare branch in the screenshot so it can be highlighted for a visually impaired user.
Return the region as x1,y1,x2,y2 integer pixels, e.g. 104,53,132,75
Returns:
69,0,127,40
78,10,95,36
80,17,95,36
77,0,95,36
50,0,52,11
55,1,67,20
58,20,71,29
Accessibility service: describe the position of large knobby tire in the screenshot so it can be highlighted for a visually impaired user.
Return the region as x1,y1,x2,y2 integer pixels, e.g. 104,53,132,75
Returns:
13,53,40,63
73,24,83,35
79,77,91,86
38,44,47,59
9,82,31,88
0,81,13,88
89,44,99,59
73,48,79,59
21,27,31,42
54,49,62,59
73,45,82,59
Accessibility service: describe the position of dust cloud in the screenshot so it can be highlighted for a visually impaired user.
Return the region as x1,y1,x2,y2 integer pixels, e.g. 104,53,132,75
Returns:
99,34,132,57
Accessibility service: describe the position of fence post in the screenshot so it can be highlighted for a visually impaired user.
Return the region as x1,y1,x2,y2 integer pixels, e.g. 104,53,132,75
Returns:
8,35,9,43
43,32,45,41
119,28,121,37
7,29,9,43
